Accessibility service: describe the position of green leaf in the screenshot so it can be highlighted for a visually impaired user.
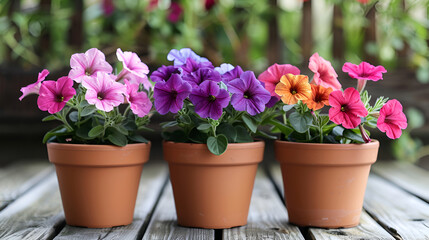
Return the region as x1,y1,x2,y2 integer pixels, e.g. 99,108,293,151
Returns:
256,130,277,140
107,131,128,146
81,106,97,117
188,127,208,143
197,123,212,132
268,119,293,137
289,111,313,133
161,121,178,129
207,134,228,155
283,104,295,112
317,115,330,127
88,125,105,138
235,125,253,143
332,126,344,136
42,115,57,122
242,115,257,133
217,123,237,142
343,129,364,143
128,134,148,143
165,130,188,142
79,100,90,108
69,111,78,122
42,126,69,143
115,125,129,135
178,115,192,125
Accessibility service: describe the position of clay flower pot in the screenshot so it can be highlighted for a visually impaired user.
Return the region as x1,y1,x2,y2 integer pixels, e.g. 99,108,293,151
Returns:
47,142,151,228
163,141,264,229
275,140,379,228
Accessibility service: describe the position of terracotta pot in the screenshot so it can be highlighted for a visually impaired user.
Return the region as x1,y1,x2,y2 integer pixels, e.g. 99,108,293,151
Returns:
163,141,264,229
47,142,151,228
274,140,379,228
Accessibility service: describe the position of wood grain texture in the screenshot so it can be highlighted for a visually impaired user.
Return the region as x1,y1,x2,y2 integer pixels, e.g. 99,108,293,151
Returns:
142,182,214,240
364,174,429,240
223,170,304,240
0,162,53,209
0,172,64,240
269,164,393,240
372,161,429,202
54,164,168,240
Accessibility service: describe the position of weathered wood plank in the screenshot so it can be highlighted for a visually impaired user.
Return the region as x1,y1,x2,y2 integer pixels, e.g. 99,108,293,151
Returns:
0,172,64,239
364,174,429,239
142,182,214,240
223,170,304,240
269,165,393,240
54,164,168,240
372,161,429,202
0,161,53,209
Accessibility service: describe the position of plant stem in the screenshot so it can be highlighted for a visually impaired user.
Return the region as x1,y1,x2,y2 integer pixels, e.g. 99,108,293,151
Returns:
283,112,287,125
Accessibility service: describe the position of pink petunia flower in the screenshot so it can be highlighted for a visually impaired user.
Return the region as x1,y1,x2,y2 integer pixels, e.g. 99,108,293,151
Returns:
343,61,387,92
116,48,151,90
167,2,183,23
258,63,300,97
124,80,152,118
68,48,113,83
309,53,341,91
377,99,407,139
329,87,368,129
19,69,50,101
82,72,126,112
37,76,76,114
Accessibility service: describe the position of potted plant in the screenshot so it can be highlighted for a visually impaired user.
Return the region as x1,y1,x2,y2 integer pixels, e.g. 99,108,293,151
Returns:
258,53,407,228
19,48,154,228
151,48,274,229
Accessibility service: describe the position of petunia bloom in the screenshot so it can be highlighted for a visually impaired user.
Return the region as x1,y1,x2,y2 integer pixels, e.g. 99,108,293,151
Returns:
309,53,341,91
167,2,183,23
68,48,113,83
342,61,387,92
19,69,50,101
37,76,76,114
180,57,214,75
328,87,368,129
116,48,151,90
221,66,243,85
189,80,230,120
151,65,181,83
377,99,407,139
258,63,300,97
124,80,152,117
183,68,221,87
275,74,312,105
228,71,271,115
82,72,126,112
303,84,333,111
215,63,234,75
154,74,191,114
167,48,209,66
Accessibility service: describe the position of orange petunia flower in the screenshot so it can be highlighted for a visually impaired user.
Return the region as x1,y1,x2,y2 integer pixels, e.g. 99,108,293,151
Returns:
303,84,333,110
275,74,312,105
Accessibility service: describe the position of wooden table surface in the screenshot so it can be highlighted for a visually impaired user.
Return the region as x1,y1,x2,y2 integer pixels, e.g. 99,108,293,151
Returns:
0,161,428,240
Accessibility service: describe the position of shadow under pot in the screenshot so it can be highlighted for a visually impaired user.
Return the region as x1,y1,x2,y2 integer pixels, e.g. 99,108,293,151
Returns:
163,140,265,229
274,140,379,228
47,142,151,228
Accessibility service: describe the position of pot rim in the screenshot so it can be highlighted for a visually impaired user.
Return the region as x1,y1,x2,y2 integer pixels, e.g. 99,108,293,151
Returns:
163,140,264,150
47,141,151,151
274,139,379,150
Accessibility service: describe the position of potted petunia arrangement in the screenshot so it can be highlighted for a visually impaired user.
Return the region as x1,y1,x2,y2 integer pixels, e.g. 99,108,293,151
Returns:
19,48,153,228
259,53,407,228
151,48,272,229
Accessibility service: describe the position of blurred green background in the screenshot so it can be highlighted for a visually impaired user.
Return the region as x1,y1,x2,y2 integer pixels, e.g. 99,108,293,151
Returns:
0,0,428,166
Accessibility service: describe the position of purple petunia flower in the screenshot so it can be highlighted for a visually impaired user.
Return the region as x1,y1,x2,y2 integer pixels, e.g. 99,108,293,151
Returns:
167,48,209,66
189,80,230,120
221,65,244,84
151,65,181,83
154,74,191,114
180,57,214,75
228,71,271,115
183,68,221,88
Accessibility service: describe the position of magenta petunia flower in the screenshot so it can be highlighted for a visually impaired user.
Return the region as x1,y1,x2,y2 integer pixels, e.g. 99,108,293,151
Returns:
377,99,407,139
329,87,368,129
37,76,76,114
342,62,387,81
150,65,181,83
258,63,300,97
221,66,243,85
124,80,152,117
116,48,151,90
189,80,230,120
228,71,271,116
309,53,341,91
167,2,183,23
154,74,191,115
183,68,221,88
102,0,115,16
68,48,113,83
180,57,214,75
19,69,50,101
167,48,209,66
82,72,126,112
